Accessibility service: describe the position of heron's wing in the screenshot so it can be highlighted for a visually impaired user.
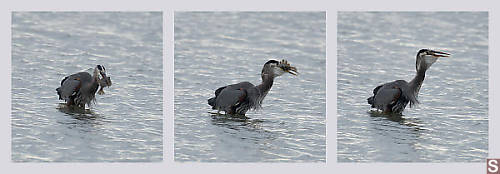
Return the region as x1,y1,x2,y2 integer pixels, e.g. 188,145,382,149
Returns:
58,75,82,100
373,84,402,111
373,84,383,95
215,87,248,110
214,86,226,96
60,76,68,86
228,82,254,89
214,82,254,96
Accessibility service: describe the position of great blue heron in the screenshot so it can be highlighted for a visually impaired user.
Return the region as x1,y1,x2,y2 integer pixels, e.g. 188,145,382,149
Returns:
56,65,112,108
208,59,298,116
367,49,450,114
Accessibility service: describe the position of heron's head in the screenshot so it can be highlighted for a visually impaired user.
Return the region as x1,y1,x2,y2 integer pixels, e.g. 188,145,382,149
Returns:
95,65,107,80
416,49,450,71
262,59,298,78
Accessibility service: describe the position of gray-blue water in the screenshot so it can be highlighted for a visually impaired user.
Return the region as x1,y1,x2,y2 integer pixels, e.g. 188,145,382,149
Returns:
11,12,163,162
174,12,326,162
337,12,488,162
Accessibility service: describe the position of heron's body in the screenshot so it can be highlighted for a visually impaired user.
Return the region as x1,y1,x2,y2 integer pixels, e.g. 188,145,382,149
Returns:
209,82,258,115
208,60,297,115
56,65,110,108
367,49,450,114
368,80,416,114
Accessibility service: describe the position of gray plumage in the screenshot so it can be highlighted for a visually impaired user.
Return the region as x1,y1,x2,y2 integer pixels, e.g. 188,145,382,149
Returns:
367,49,450,114
57,65,110,108
208,59,298,115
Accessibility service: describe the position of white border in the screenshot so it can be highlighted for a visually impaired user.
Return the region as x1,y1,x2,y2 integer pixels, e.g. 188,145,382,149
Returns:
2,0,497,174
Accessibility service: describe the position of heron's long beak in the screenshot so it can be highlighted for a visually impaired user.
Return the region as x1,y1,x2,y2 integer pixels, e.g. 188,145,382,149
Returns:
430,50,451,58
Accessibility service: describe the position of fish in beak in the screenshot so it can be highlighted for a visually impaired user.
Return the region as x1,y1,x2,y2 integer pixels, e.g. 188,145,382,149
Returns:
96,65,112,95
279,59,298,76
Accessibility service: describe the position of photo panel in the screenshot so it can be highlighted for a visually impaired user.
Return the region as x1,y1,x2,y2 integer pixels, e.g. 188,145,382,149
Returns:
174,11,326,162
337,11,488,162
11,11,163,162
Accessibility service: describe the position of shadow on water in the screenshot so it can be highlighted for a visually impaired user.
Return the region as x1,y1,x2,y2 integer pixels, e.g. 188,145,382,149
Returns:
367,110,425,131
366,110,426,162
368,110,405,122
56,103,104,126
209,112,251,120
209,113,270,133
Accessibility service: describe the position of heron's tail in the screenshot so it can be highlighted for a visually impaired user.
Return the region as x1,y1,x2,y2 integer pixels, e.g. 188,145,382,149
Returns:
56,87,62,100
208,97,216,109
367,96,374,107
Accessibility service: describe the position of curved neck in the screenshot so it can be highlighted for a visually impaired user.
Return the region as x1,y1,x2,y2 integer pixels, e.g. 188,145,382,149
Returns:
92,68,100,83
409,65,426,96
257,73,274,97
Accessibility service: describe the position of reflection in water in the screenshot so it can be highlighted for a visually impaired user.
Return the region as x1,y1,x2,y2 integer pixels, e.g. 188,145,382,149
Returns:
56,103,105,131
209,113,278,161
368,110,405,122
368,110,425,132
210,114,267,132
57,103,95,115
210,112,251,120
367,111,425,162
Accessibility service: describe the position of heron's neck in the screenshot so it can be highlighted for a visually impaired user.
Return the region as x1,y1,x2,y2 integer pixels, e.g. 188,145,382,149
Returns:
409,67,426,96
257,73,274,96
92,69,100,83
